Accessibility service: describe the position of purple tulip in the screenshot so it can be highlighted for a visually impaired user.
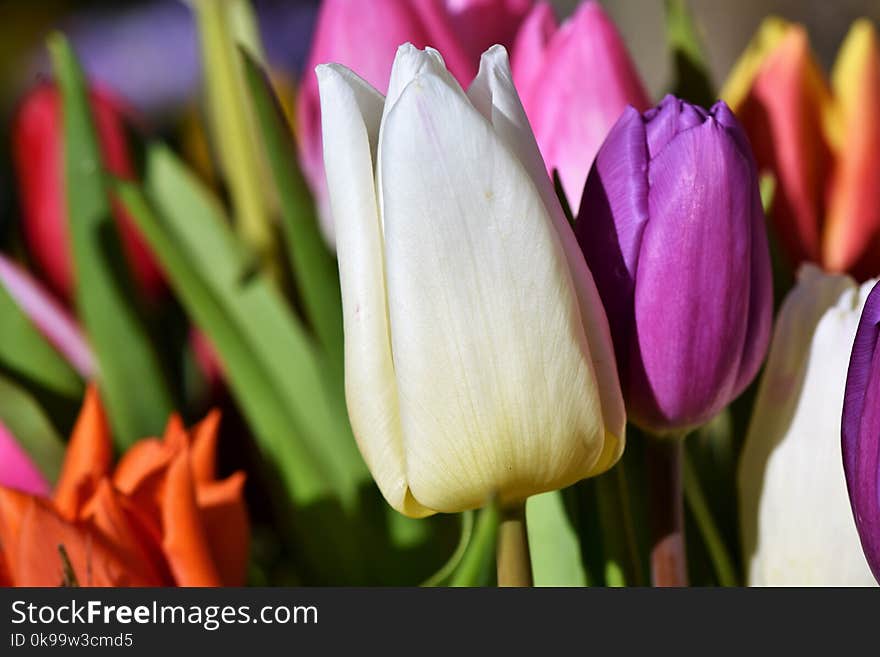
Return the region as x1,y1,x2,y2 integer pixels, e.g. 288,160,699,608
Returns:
575,95,773,434
842,280,880,583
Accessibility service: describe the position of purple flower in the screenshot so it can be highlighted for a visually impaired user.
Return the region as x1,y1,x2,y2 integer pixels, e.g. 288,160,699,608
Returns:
842,279,880,583
575,95,773,434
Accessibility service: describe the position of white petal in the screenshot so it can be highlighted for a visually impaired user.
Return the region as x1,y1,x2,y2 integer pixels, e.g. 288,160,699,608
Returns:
316,64,432,517
468,45,626,468
384,44,457,118
738,264,876,585
380,70,610,512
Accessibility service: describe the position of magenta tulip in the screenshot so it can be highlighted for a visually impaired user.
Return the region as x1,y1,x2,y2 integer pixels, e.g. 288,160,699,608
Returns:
0,422,50,496
511,1,650,210
297,0,532,243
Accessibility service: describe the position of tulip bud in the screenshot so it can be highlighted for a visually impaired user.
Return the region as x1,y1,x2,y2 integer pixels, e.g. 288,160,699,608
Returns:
842,279,880,584
511,1,649,210
317,44,625,516
576,95,772,434
721,19,832,270
823,20,880,277
12,83,164,302
739,265,876,586
297,0,532,244
723,18,880,279
0,422,50,497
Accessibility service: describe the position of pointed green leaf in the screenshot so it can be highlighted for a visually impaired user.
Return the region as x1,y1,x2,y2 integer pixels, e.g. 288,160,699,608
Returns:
241,49,344,378
0,280,83,403
0,374,66,483
188,0,274,263
48,33,173,447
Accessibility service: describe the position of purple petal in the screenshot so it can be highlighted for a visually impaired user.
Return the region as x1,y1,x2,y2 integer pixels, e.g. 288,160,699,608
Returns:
633,119,754,430
644,94,708,160
842,280,880,583
575,106,649,389
0,421,50,496
0,255,96,378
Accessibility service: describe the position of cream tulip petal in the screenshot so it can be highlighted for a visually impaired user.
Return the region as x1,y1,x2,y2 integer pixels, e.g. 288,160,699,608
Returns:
316,64,433,518
385,44,458,118
738,264,876,585
380,71,608,512
467,46,626,467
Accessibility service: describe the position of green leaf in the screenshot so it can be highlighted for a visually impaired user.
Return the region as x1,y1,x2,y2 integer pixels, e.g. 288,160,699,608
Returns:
527,490,588,586
188,0,274,264
48,34,174,447
665,0,715,107
449,505,501,587
0,374,66,483
0,279,83,404
119,146,368,501
241,49,345,379
422,512,475,586
117,177,329,503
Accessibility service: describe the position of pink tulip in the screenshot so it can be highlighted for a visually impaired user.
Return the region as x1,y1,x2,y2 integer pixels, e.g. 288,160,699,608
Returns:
0,421,50,496
0,255,96,378
296,0,532,244
511,1,650,210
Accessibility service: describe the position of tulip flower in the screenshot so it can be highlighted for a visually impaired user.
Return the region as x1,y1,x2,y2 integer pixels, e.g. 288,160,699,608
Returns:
0,386,248,587
739,265,876,586
297,0,533,243
0,422,50,497
317,43,624,524
13,83,164,301
0,254,95,378
511,1,650,209
576,95,772,434
842,280,880,583
722,18,880,279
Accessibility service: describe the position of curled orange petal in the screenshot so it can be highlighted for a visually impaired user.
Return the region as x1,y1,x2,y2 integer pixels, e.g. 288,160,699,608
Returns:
54,385,112,519
197,471,249,586
79,479,169,585
191,409,221,483
161,447,222,587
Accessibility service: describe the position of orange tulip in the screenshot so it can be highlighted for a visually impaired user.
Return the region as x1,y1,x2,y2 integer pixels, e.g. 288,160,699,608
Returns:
722,18,880,280
0,386,248,587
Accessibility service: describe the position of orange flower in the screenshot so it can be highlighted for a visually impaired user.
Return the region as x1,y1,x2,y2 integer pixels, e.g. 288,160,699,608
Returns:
0,386,248,587
722,18,880,280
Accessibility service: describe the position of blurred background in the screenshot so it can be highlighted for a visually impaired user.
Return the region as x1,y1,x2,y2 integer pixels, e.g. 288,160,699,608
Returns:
1,0,878,248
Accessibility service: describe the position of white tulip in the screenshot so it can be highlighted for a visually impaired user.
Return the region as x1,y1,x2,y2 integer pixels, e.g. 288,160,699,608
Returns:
316,44,625,516
738,264,877,585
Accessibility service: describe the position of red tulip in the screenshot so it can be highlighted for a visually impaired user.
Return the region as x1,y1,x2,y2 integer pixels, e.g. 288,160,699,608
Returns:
12,83,164,301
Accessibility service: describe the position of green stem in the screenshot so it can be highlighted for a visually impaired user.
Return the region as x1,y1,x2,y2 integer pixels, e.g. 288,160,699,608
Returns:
496,502,533,587
682,449,739,586
596,463,642,586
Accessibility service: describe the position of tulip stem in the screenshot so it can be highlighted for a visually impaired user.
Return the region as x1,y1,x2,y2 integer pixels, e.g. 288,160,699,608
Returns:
646,436,688,586
682,450,738,586
496,502,533,587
